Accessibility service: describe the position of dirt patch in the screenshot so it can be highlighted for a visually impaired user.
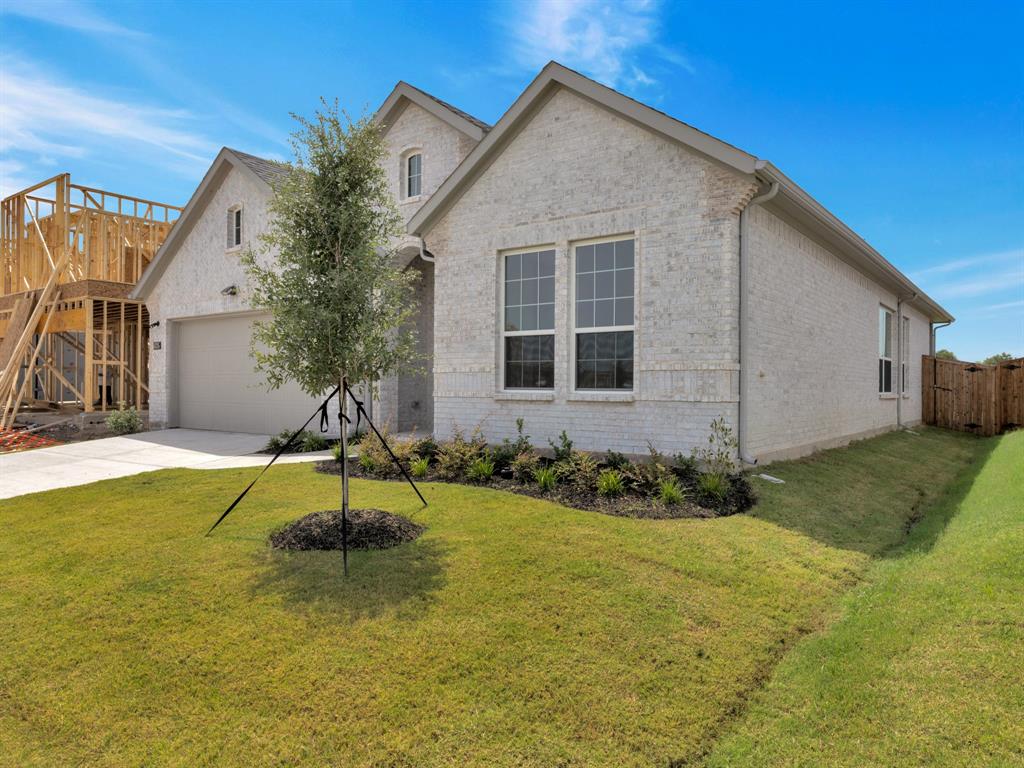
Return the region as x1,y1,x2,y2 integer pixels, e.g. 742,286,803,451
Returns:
270,508,425,551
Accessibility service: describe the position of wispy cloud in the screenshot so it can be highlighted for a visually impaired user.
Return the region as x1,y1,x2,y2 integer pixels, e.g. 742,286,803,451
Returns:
507,0,689,89
930,268,1023,299
0,56,218,179
1,0,148,39
912,248,1023,279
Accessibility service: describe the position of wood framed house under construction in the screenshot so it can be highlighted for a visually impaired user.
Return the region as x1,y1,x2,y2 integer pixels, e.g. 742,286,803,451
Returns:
0,174,181,428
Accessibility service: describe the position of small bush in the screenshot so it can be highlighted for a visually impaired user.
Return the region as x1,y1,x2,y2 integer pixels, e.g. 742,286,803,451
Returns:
105,402,142,435
358,428,420,477
697,472,728,502
493,418,533,470
436,426,486,481
358,452,377,473
726,473,757,514
331,442,343,462
467,455,495,483
265,429,294,452
300,432,329,452
604,450,630,470
692,416,738,476
554,451,600,490
597,469,625,497
410,456,430,478
510,450,540,483
534,466,557,492
413,436,439,460
548,430,574,462
672,453,700,485
622,445,673,494
659,477,686,505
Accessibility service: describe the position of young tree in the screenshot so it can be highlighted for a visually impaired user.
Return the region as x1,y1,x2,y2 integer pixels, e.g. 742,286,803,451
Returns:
935,349,957,361
982,352,1014,365
243,102,418,574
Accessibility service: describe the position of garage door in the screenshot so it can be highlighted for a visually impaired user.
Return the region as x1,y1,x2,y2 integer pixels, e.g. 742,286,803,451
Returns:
176,314,333,435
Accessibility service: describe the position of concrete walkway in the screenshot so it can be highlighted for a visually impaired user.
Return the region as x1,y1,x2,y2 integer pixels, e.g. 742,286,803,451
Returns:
0,429,330,500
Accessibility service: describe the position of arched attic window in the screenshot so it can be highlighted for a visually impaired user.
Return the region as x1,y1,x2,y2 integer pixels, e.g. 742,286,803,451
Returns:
403,151,422,199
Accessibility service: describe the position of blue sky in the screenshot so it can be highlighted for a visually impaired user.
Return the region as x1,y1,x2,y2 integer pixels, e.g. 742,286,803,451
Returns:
1,0,1021,359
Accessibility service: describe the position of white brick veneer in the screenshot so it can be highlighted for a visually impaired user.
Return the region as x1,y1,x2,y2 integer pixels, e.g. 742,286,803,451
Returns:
423,88,757,455
744,204,929,460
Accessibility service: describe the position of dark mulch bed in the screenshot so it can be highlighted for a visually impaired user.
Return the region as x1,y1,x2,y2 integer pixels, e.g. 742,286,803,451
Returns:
270,508,425,551
315,461,747,520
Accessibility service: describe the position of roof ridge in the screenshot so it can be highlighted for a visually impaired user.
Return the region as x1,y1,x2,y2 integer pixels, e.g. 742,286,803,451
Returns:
399,81,491,133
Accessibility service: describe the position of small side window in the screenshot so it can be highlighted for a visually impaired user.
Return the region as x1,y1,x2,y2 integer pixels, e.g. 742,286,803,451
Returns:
406,153,422,198
879,306,893,394
226,206,242,249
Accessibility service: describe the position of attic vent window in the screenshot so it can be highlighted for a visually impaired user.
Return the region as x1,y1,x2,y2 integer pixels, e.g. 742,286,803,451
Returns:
227,206,242,249
406,153,422,198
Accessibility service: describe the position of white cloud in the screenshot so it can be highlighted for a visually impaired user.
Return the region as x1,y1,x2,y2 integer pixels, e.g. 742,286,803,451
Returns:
931,268,1024,299
1,0,148,39
508,0,685,89
0,56,218,176
912,248,1023,278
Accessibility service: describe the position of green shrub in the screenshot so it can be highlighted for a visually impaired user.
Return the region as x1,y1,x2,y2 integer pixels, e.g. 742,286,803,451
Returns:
622,445,673,495
265,429,293,452
436,426,486,481
300,431,328,452
105,402,142,435
410,456,430,478
548,430,574,462
659,477,686,505
597,469,625,497
672,452,700,485
692,416,739,476
331,442,344,462
604,450,630,470
358,428,420,477
467,455,495,483
510,450,540,483
493,418,533,470
554,451,600,490
698,472,728,502
358,452,377,473
533,466,557,492
413,436,439,460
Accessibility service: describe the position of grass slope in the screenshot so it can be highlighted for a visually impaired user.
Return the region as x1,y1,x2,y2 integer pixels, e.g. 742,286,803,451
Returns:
704,429,1023,767
0,428,990,767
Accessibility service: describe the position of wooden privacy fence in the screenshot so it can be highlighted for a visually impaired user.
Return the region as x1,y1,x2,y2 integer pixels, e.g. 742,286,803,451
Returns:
922,356,1024,436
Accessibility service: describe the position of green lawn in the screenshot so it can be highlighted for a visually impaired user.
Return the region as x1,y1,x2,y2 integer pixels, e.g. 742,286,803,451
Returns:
0,428,994,767
703,428,1023,768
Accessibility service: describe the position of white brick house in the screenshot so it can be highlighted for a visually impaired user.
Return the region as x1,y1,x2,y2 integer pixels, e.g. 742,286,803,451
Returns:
134,62,952,464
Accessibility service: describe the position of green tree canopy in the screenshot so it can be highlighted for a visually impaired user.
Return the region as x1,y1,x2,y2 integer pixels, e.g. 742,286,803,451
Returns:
243,102,417,397
934,349,957,361
981,352,1015,365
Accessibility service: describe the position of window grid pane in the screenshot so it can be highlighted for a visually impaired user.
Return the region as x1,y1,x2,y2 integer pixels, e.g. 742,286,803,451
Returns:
505,335,555,389
576,238,634,330
503,249,556,389
407,154,422,197
576,331,633,391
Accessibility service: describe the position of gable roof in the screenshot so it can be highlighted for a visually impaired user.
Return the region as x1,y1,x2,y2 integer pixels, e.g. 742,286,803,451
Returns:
131,147,282,299
407,61,952,324
374,81,490,142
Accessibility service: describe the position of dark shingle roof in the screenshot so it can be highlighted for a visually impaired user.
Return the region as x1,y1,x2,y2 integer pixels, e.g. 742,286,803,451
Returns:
402,82,491,133
227,148,290,185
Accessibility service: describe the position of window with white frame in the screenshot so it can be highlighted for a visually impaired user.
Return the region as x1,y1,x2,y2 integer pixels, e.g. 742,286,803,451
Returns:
574,237,634,390
406,153,422,198
503,248,555,389
902,316,910,393
879,306,893,394
226,205,242,249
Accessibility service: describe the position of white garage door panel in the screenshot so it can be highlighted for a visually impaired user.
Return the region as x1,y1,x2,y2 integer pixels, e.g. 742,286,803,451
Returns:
177,314,331,435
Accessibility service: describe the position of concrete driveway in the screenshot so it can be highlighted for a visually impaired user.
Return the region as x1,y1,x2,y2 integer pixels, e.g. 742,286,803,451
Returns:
0,429,330,500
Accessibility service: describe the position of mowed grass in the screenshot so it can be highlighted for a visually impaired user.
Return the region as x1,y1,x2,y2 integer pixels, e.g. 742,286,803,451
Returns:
0,428,989,767
703,428,1023,768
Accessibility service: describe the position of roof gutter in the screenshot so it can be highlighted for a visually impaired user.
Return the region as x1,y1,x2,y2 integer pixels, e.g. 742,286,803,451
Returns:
738,179,780,466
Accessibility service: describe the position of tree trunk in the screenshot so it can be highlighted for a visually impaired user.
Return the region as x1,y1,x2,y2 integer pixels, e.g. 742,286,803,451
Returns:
339,374,349,577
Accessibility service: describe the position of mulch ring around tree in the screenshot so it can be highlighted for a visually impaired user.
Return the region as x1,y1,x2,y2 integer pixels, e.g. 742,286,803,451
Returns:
315,461,748,520
270,508,425,551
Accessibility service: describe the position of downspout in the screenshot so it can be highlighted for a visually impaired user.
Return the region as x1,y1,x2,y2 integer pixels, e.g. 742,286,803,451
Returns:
418,237,435,263
738,180,779,466
930,320,951,356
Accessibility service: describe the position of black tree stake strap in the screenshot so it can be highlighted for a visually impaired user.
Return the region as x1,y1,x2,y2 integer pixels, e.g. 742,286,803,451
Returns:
343,381,428,507
205,385,339,537
205,383,427,537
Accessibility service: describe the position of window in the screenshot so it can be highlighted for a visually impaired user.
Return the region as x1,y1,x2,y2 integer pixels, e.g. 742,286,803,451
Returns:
226,206,242,249
879,306,893,394
503,249,556,389
406,153,422,198
902,316,910,393
574,237,634,390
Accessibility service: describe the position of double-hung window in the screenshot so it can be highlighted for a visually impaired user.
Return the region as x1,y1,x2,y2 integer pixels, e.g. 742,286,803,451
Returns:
406,153,422,198
879,306,893,394
901,316,910,393
503,249,555,389
574,237,634,390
